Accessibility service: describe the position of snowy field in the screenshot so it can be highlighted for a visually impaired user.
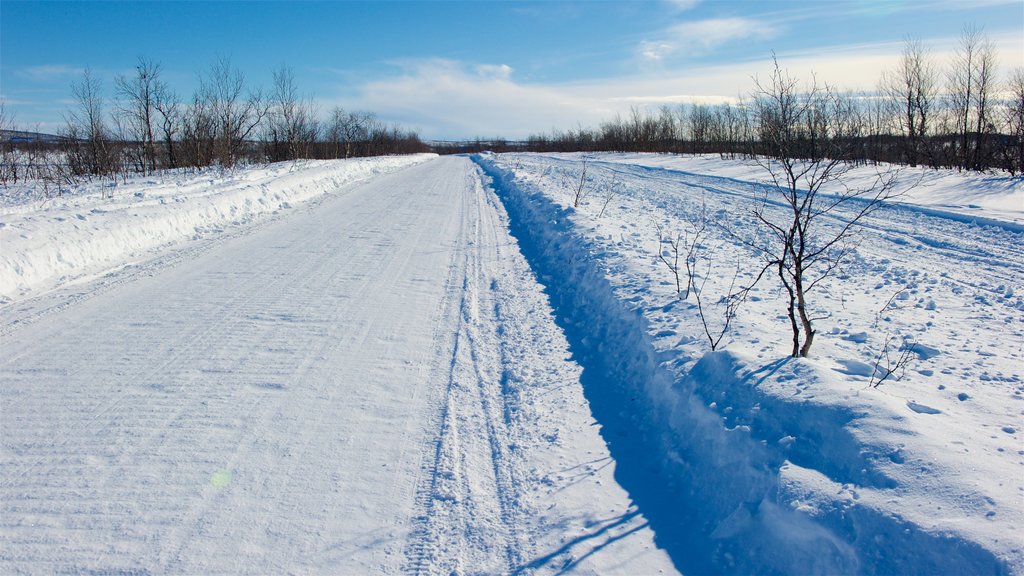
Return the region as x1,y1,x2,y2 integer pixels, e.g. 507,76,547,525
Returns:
1,152,1022,574
476,152,1023,574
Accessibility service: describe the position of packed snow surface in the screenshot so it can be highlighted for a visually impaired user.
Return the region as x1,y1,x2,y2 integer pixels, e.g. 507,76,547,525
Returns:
1,157,669,573
2,152,1022,574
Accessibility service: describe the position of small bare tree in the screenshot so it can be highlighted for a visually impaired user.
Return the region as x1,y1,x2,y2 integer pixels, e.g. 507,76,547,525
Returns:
947,25,998,171
748,56,904,358
153,82,180,169
266,64,318,162
654,206,706,300
181,89,216,168
327,109,375,158
655,223,686,296
572,155,591,207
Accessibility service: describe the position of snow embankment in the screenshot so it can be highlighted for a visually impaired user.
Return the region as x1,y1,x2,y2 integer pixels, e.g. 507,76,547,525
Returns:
475,153,1021,575
0,155,435,302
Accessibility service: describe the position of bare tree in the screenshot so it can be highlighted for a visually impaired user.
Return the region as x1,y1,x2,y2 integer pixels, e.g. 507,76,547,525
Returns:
654,207,706,300
947,25,998,171
747,56,904,358
655,223,687,296
0,101,16,185
329,109,374,158
64,67,116,177
325,106,346,159
689,104,714,154
1004,68,1024,175
969,33,998,171
692,258,748,352
153,81,180,169
880,38,938,166
115,58,161,174
869,334,917,388
266,64,318,162
181,90,215,168
199,57,268,167
597,172,620,218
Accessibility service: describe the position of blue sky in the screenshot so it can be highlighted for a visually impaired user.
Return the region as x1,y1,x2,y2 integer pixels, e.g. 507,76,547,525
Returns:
2,0,1022,139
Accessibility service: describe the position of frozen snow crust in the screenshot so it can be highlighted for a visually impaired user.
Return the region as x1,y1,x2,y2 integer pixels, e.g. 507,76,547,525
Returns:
475,153,1022,575
0,155,436,302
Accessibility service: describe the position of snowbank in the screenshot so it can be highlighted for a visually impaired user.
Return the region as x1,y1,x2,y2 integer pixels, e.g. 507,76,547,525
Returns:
0,155,435,302
476,153,1022,574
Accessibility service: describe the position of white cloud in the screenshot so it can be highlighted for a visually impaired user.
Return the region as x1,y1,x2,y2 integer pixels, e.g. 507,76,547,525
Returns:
474,64,513,80
640,42,675,62
640,18,780,61
324,59,616,139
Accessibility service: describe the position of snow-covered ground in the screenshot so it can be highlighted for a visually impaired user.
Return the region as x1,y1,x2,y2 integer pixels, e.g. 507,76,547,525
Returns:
2,151,1021,574
476,152,1023,574
0,155,436,303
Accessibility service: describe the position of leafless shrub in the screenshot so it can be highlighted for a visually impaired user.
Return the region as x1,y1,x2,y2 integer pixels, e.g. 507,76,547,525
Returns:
869,334,917,388
692,257,749,351
572,155,591,207
597,172,619,218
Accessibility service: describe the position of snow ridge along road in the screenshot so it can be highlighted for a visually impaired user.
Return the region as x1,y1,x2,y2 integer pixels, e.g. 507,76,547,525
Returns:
1,157,672,574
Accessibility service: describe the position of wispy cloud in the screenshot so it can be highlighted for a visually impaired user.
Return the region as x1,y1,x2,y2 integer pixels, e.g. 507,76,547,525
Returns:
640,18,780,61
664,0,701,12
18,64,85,81
474,63,513,81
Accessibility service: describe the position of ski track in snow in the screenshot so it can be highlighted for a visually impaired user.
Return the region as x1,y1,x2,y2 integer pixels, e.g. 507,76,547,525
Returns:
1,157,672,574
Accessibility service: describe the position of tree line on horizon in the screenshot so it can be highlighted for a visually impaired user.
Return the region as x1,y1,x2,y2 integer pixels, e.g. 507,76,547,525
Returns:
0,57,428,187
440,29,1024,176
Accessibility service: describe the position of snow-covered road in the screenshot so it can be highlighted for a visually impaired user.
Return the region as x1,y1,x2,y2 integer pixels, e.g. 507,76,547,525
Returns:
0,158,672,574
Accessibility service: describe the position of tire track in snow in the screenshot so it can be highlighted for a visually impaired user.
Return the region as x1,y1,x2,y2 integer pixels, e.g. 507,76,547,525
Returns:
402,167,530,575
